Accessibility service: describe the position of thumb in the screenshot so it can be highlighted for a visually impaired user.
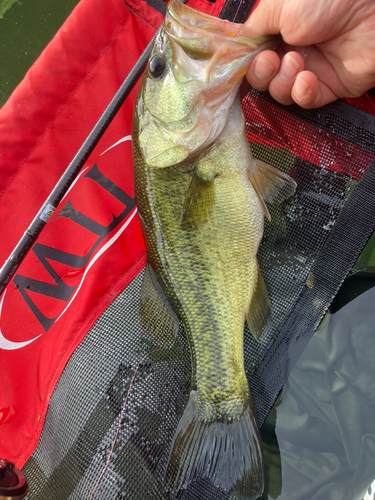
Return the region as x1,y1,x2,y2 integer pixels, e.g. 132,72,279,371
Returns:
237,0,280,38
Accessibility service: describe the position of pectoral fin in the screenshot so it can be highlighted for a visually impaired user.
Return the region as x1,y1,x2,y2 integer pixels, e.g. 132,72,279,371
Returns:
181,169,215,228
249,159,297,221
246,261,271,339
139,265,179,347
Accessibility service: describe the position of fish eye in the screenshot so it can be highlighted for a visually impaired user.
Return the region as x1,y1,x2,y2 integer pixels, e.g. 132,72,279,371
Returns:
149,56,166,78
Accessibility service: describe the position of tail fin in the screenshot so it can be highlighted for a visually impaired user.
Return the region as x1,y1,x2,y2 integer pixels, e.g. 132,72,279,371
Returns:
165,390,263,499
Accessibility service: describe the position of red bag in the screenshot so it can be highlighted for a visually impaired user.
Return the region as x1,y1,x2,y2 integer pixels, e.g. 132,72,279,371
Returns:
1,0,373,472
0,0,224,467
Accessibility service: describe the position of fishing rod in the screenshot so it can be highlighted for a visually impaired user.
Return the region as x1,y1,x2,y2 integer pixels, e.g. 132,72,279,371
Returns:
0,30,158,296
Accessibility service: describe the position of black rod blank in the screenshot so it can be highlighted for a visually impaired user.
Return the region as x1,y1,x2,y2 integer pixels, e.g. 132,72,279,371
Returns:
0,34,156,296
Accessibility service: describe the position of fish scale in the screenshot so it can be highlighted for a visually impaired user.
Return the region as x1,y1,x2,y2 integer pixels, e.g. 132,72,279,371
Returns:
132,0,296,497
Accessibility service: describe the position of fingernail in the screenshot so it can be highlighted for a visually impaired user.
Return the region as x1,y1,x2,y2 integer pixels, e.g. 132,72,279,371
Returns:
254,57,275,80
279,54,300,82
295,77,309,97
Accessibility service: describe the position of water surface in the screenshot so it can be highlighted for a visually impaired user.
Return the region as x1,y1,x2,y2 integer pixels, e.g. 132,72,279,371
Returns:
0,0,80,106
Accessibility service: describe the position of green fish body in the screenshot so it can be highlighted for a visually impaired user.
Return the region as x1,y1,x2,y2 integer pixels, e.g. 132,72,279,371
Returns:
132,1,296,497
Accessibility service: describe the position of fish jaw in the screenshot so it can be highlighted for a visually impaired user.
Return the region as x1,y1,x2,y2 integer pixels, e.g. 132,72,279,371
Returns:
135,0,278,169
166,0,277,47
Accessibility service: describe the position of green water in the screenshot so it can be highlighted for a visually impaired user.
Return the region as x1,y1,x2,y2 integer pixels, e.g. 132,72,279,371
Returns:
0,0,80,106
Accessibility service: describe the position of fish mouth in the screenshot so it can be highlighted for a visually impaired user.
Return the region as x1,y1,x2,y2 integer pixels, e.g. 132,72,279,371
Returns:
167,0,251,37
139,1,280,170
166,0,279,53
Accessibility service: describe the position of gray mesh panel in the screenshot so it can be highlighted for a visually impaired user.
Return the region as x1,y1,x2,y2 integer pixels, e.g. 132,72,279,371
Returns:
22,90,375,499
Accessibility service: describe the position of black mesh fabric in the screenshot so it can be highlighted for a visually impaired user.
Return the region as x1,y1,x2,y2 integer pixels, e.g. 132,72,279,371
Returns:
21,89,375,499
22,272,192,499
242,92,375,425
219,0,256,23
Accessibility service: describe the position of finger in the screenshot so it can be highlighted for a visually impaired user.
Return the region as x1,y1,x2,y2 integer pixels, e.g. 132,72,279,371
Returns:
284,45,352,101
237,0,281,38
246,51,280,92
292,71,339,108
268,52,305,105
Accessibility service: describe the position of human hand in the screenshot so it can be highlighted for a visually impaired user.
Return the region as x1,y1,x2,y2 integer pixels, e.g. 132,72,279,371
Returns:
238,0,375,108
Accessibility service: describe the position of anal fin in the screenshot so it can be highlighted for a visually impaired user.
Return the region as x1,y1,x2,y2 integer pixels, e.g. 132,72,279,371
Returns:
139,265,179,347
246,261,271,339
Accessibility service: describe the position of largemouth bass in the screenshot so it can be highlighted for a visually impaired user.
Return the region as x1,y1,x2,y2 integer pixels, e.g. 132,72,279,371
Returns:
132,1,296,497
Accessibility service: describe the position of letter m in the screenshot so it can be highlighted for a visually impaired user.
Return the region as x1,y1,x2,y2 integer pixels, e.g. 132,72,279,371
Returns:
13,244,88,332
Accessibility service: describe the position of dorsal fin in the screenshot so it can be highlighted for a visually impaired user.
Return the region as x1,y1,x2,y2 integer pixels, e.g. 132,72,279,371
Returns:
139,265,179,347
